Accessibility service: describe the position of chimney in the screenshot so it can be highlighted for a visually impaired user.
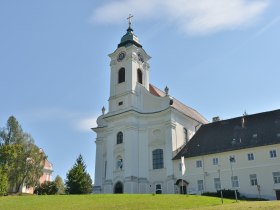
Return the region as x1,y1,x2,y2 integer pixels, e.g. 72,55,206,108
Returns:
212,116,220,122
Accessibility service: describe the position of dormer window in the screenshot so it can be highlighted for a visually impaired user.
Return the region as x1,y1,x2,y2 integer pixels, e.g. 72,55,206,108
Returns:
137,69,143,84
118,68,125,83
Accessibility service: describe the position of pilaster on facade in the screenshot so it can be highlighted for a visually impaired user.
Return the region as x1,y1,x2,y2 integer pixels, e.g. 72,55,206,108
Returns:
165,120,177,130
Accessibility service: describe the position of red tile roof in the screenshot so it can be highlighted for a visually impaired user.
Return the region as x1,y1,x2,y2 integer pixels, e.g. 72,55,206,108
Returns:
149,84,208,124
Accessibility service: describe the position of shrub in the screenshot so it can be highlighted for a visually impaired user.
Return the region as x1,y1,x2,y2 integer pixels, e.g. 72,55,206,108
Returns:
202,189,240,199
34,181,58,195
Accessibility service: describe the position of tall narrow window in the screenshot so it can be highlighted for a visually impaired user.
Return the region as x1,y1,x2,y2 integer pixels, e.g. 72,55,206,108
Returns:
152,149,164,169
117,132,123,144
118,68,125,83
231,176,239,188
214,178,221,190
197,180,204,191
137,69,143,84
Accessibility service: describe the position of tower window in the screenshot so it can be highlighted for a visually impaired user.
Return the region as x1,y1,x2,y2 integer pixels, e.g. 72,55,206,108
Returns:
118,68,125,83
117,132,123,144
137,69,143,84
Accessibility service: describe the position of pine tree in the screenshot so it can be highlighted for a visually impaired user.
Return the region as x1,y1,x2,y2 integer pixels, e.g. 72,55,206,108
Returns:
65,155,93,194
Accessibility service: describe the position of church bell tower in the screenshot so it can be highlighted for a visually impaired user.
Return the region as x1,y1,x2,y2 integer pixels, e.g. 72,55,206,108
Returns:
108,15,151,113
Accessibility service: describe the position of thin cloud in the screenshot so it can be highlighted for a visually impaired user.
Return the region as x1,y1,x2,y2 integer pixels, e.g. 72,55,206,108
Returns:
75,117,97,132
255,15,280,36
91,0,269,35
19,107,98,132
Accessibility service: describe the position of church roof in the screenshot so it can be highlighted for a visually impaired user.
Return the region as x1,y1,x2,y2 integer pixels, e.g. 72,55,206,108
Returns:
149,84,208,124
174,109,280,160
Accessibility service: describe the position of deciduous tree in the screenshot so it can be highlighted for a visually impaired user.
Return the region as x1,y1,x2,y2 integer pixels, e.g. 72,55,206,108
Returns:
0,116,46,193
0,165,8,196
54,175,65,194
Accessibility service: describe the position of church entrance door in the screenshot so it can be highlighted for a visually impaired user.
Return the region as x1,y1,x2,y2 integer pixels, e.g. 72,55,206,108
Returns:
114,182,123,194
276,190,280,200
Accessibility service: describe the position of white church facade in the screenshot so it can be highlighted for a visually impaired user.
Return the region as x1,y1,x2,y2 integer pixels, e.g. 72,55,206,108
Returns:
92,20,280,200
92,22,207,194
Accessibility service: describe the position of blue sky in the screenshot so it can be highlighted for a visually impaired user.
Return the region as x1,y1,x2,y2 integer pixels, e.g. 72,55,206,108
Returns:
1,0,279,181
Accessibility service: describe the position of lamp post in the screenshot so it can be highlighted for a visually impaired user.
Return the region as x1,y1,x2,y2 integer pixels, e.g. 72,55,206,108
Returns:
257,185,261,199
218,165,223,204
229,156,238,202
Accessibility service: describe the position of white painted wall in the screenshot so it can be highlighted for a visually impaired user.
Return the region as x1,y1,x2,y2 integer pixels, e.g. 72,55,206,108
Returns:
174,144,280,200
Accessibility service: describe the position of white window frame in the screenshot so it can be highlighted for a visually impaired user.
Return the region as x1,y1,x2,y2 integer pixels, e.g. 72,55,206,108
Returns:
273,172,280,184
212,157,218,165
196,160,202,168
269,149,277,158
231,176,239,188
197,180,204,192
249,174,258,186
214,178,221,190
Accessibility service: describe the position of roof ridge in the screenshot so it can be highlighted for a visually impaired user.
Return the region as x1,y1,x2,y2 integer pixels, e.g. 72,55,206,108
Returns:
149,83,208,124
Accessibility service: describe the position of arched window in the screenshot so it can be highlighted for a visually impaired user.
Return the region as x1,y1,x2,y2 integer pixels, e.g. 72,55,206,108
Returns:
152,149,164,169
117,132,123,144
118,68,125,83
137,69,143,84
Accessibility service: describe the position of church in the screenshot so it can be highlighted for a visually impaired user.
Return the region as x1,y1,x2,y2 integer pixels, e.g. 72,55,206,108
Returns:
92,18,280,199
92,18,207,194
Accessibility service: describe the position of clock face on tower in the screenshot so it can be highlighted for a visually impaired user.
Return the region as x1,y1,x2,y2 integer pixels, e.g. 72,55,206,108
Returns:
117,52,126,62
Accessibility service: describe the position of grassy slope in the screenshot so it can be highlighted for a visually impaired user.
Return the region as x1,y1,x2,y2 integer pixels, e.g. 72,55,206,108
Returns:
0,194,279,210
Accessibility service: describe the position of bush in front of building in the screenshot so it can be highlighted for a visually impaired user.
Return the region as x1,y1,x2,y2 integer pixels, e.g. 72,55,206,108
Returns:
34,181,58,195
202,189,240,199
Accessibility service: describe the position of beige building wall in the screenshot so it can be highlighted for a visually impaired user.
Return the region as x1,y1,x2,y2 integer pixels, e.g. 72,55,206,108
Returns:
174,144,280,200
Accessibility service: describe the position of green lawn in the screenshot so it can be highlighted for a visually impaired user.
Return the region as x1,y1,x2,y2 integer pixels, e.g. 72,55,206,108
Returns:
0,194,279,210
